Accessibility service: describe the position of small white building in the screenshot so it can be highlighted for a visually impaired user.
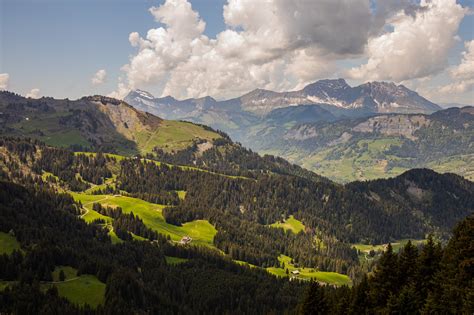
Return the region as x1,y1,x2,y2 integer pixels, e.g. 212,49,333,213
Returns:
291,270,300,275
179,236,192,245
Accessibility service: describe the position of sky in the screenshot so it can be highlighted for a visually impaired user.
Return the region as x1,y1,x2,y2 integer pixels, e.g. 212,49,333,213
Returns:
1,0,473,105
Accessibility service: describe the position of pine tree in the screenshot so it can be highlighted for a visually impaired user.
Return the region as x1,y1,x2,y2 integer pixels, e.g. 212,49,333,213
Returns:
349,275,370,315
416,235,442,301
369,243,399,308
398,240,419,286
301,281,328,315
387,284,420,315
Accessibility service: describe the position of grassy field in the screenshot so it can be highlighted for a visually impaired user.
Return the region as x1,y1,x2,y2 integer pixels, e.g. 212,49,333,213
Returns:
176,190,187,200
43,266,105,309
266,255,351,286
165,256,189,265
0,232,21,255
352,239,426,254
135,120,220,153
11,112,91,149
427,154,474,181
72,193,217,247
270,215,305,234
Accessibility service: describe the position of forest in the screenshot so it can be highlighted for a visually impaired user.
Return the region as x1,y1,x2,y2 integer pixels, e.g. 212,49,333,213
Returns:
301,215,474,314
0,136,472,313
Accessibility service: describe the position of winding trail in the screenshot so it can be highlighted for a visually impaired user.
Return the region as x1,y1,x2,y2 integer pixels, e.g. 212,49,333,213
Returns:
80,196,113,218
43,277,80,284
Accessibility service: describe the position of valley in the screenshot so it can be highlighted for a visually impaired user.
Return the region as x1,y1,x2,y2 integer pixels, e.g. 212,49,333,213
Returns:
3,0,474,312
0,93,472,313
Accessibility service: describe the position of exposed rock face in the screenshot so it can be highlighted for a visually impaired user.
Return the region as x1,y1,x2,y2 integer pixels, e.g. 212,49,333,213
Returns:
352,115,431,140
284,125,319,141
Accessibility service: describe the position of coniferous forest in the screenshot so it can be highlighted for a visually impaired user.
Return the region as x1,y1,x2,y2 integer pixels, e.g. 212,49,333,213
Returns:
0,135,472,314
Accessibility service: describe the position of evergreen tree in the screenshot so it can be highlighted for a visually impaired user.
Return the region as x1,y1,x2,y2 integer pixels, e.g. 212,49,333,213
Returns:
369,243,399,309
59,270,65,282
301,281,328,315
416,235,442,301
398,240,419,287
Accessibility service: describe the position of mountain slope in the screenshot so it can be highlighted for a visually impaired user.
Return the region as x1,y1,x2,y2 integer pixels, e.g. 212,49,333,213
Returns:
260,107,474,182
0,92,220,155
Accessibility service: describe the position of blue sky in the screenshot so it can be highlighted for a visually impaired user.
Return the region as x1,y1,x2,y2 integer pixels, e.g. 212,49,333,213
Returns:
1,0,473,103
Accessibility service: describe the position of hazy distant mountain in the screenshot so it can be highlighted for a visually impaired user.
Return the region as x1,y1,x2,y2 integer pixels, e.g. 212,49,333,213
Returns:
441,102,474,108
126,79,441,120
236,79,440,115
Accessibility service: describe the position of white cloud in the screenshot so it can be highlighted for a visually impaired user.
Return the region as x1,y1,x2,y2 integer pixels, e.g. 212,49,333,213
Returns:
440,40,474,94
112,0,379,99
26,88,41,99
111,0,468,100
0,73,9,90
348,0,467,82
91,69,107,85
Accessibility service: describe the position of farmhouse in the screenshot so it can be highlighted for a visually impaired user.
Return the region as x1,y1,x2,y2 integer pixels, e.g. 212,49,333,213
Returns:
179,236,192,245
291,270,300,275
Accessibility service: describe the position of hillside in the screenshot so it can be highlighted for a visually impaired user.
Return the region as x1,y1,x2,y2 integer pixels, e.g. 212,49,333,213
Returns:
0,118,472,311
0,92,220,155
1,138,472,269
258,107,474,182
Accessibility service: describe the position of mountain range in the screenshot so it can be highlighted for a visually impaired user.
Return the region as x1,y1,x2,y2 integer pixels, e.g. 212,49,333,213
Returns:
126,79,440,117
124,79,474,182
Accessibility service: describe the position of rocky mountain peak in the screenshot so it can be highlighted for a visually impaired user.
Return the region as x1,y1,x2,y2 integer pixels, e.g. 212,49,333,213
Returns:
302,78,350,95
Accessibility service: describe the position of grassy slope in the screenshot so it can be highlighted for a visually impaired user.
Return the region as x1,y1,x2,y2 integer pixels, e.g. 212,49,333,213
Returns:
135,120,220,153
269,215,305,234
352,239,426,253
72,193,217,247
353,239,426,263
43,266,105,309
0,232,21,255
165,256,189,265
10,112,91,149
266,255,351,286
427,154,474,181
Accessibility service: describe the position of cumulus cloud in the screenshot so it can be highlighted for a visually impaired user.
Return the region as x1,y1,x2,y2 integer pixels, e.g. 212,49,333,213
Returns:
26,88,41,99
91,69,107,85
111,0,468,100
348,0,467,82
440,40,474,94
112,0,378,99
0,73,9,90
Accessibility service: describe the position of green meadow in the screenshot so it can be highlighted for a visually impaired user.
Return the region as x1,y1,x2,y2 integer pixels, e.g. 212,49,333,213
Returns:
266,255,351,286
352,239,426,254
0,232,21,255
165,256,189,265
72,193,217,247
270,215,305,234
135,120,220,153
43,266,105,309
